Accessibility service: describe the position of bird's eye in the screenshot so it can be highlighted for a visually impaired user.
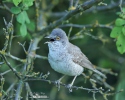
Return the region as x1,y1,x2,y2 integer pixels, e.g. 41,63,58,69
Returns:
56,36,60,40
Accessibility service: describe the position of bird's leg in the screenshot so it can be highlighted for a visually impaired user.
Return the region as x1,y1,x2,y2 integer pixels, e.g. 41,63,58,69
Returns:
55,75,65,91
66,75,77,92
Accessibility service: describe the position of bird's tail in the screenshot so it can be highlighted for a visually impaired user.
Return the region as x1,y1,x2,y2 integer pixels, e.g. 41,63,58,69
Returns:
93,69,107,78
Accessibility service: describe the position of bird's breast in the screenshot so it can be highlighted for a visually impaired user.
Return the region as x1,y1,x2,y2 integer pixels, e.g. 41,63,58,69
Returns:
48,47,67,61
48,51,83,76
48,43,83,76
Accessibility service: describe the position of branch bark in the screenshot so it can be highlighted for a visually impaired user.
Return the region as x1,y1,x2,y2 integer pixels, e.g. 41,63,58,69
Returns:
37,0,103,36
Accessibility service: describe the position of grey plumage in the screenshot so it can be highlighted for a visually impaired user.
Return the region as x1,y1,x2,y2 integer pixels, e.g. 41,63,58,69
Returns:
46,28,106,78
68,43,106,78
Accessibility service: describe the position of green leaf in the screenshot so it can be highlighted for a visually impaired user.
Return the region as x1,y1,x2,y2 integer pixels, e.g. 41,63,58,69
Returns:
13,0,22,6
110,26,122,38
115,18,125,26
17,11,25,24
11,7,21,14
23,0,34,7
27,20,35,32
16,11,30,24
122,26,125,35
20,24,27,36
23,11,30,24
116,33,125,54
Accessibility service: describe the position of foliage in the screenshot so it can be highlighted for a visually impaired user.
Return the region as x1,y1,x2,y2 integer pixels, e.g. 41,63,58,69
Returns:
0,0,125,100
110,8,125,54
10,0,34,36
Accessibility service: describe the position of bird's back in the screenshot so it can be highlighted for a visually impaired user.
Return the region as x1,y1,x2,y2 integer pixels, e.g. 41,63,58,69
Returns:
67,43,95,70
67,42,106,78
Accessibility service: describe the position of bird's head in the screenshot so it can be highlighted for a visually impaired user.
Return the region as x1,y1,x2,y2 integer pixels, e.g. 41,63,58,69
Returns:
45,28,68,49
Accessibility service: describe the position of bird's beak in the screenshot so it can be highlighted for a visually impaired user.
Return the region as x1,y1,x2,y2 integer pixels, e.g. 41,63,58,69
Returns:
44,41,50,44
44,35,55,44
45,35,51,39
44,35,51,44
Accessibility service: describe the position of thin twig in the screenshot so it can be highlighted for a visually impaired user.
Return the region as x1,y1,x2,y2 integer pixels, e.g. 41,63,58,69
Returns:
14,0,46,98
26,77,101,93
25,82,34,100
2,28,9,51
69,0,74,8
49,1,125,18
18,42,27,54
68,27,73,39
7,14,14,54
1,54,21,79
35,54,48,60
75,0,79,7
0,64,23,76
93,93,96,100
5,53,26,63
0,75,5,100
59,24,113,29
0,3,11,12
14,80,24,100
15,37,43,100
119,0,123,11
2,80,17,99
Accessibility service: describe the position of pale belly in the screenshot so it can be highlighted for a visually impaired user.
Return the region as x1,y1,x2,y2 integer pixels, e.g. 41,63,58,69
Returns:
48,54,83,76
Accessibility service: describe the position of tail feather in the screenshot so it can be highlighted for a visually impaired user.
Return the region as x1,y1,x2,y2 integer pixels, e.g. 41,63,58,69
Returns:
93,69,107,78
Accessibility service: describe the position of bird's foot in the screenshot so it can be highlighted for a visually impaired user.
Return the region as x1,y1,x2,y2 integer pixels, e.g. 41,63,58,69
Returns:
54,76,65,91
66,84,73,92
55,80,62,91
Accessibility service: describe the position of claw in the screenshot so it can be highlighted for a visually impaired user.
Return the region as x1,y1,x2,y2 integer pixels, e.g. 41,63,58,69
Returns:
66,76,77,92
54,75,65,91
55,80,62,91
66,84,73,92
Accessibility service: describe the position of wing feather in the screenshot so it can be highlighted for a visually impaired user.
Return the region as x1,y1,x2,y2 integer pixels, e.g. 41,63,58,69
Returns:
67,43,106,78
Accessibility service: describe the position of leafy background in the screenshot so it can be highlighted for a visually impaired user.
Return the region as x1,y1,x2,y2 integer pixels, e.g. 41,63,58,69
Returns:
0,0,125,100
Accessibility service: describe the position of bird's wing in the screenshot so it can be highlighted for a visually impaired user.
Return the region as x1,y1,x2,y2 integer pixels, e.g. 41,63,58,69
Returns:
68,43,95,70
68,43,106,78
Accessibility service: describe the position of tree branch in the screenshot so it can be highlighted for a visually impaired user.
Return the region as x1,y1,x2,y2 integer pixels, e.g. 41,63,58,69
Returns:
26,77,102,93
59,23,113,29
1,54,21,79
37,0,103,35
14,80,23,100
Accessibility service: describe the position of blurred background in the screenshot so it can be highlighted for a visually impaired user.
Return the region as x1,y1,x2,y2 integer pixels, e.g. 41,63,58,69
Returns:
0,0,125,100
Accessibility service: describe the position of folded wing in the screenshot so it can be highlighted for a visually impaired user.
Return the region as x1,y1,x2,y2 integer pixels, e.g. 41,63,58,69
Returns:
68,43,106,78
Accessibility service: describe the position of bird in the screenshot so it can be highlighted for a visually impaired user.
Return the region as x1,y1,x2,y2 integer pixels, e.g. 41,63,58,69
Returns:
45,28,106,91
